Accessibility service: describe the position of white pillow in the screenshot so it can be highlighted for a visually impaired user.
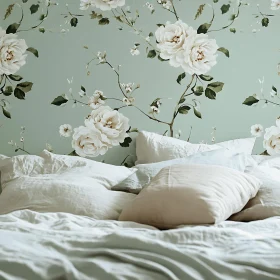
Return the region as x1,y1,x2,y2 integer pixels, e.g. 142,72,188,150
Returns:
0,173,136,219
231,166,280,222
113,149,257,194
0,150,136,190
136,131,256,164
119,164,261,229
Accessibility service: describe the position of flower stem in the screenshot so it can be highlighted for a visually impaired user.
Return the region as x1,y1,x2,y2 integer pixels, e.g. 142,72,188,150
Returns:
169,74,196,137
171,0,179,20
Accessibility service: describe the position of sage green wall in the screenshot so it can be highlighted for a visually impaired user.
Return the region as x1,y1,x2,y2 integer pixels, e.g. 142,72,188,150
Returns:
0,0,279,165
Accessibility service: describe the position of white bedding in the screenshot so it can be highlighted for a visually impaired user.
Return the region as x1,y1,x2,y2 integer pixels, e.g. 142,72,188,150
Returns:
0,210,280,280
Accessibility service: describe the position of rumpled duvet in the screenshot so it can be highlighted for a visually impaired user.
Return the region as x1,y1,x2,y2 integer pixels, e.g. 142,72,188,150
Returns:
0,210,280,280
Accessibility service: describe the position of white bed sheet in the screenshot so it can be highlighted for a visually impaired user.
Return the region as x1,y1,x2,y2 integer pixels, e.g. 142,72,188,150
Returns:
0,210,280,280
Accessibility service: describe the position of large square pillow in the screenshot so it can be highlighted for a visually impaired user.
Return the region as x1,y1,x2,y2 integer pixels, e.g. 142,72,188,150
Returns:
135,131,256,164
119,164,261,229
230,166,280,221
113,149,257,194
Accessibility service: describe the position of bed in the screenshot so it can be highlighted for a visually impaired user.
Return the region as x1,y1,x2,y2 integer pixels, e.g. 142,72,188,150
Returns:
1,132,280,280
1,210,280,280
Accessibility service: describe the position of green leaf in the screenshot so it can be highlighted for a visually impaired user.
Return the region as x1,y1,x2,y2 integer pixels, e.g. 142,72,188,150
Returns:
14,88,25,100
179,97,186,104
221,4,230,14
199,74,213,81
9,75,23,81
6,23,20,34
230,28,236,33
205,88,216,99
3,86,13,96
39,27,45,33
120,137,132,147
156,24,165,27
30,4,39,14
149,32,154,37
51,96,68,106
243,96,259,106
218,47,229,58
262,17,269,27
129,128,139,133
22,0,28,2
177,72,186,84
39,14,46,21
213,0,218,2
194,86,204,96
178,105,191,114
207,82,224,93
230,14,237,20
27,47,39,58
115,16,123,22
68,150,78,156
197,23,211,34
17,82,33,93
4,4,15,20
2,107,11,119
147,50,157,58
194,4,205,20
272,86,277,93
99,18,110,25
81,86,86,92
194,108,202,119
70,17,78,27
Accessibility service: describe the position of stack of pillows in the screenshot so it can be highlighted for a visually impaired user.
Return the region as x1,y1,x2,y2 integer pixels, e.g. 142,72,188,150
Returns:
0,131,280,229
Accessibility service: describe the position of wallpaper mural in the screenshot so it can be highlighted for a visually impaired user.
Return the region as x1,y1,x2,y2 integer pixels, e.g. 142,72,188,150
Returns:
0,0,280,165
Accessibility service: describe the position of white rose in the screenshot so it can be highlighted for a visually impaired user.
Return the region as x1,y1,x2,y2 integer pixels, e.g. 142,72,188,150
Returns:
155,20,196,67
180,34,218,75
0,28,28,75
92,0,125,11
85,105,129,146
263,125,280,155
271,0,280,10
72,125,109,158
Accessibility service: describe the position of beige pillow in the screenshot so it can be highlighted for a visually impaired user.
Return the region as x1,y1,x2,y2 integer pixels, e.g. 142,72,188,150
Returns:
231,166,280,221
119,164,261,229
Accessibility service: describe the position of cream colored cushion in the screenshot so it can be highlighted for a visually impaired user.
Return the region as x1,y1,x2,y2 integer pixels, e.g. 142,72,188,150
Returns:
119,164,261,229
231,166,280,221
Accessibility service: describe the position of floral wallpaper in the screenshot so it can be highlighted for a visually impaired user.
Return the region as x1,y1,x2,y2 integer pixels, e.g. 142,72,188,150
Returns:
0,0,280,165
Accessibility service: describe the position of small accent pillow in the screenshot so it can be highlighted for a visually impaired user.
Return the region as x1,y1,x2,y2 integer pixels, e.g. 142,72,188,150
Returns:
135,131,256,164
230,166,280,222
119,164,261,229
113,149,257,194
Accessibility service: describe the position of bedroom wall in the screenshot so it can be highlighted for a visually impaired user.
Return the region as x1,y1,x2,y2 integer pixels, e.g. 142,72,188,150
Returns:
0,0,279,165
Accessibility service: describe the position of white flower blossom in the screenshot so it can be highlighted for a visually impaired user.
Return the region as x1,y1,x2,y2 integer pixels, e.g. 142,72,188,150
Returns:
263,124,280,155
145,2,154,12
91,0,125,11
271,0,280,10
130,45,140,56
123,97,135,105
88,90,105,109
250,124,264,137
59,124,73,137
85,105,129,146
97,51,106,63
150,106,160,114
0,27,28,75
80,0,94,10
181,34,218,75
72,125,109,157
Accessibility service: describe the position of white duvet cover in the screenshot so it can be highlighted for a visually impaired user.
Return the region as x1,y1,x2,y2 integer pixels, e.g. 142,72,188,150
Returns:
0,210,280,280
